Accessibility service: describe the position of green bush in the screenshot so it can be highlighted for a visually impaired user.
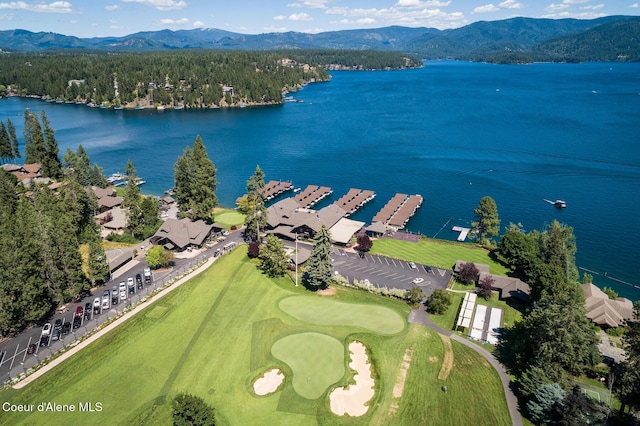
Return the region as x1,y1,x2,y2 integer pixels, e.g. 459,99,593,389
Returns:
106,232,140,244
427,289,452,315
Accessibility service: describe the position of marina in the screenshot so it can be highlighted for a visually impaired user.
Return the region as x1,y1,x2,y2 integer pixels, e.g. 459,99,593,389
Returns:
235,180,293,205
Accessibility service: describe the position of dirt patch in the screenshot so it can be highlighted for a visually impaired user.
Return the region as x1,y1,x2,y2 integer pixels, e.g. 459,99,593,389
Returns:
392,347,414,398
253,368,285,396
437,334,454,381
428,356,439,363
317,287,337,296
329,341,375,417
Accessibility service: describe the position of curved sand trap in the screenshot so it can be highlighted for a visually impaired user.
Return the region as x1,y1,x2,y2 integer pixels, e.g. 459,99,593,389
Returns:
330,341,375,417
253,368,285,396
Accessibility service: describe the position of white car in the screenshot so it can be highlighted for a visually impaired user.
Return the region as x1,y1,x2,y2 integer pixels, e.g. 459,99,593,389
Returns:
120,290,127,300
119,281,126,293
41,323,52,336
412,277,424,284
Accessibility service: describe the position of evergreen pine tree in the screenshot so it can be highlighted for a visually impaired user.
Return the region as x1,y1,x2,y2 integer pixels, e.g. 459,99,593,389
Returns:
123,159,143,237
304,225,334,290
471,196,500,245
40,111,62,179
87,233,110,284
23,109,45,164
0,121,11,162
173,135,217,222
239,165,267,239
7,119,20,161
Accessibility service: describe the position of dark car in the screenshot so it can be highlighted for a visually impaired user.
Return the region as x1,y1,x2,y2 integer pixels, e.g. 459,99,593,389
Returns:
136,274,143,290
27,343,37,355
39,335,49,347
424,265,432,273
51,329,61,341
75,306,83,318
61,321,72,335
54,318,63,330
72,316,82,330
93,297,101,315
84,302,92,320
112,286,119,305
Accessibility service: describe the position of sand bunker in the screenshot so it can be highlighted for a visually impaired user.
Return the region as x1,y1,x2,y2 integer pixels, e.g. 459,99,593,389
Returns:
330,341,375,417
253,368,284,396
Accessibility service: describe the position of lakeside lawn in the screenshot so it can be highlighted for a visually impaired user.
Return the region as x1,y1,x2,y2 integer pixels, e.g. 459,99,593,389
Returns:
0,250,511,425
369,237,510,276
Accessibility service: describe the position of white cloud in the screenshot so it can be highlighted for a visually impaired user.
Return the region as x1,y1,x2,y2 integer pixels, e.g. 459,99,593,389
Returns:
473,4,500,13
396,0,451,7
273,15,286,20
581,3,604,10
545,3,570,12
562,0,591,4
158,17,189,25
287,0,330,8
300,27,324,33
0,1,74,13
328,5,466,29
120,0,187,11
289,12,313,21
630,2,639,7
192,20,204,28
105,5,119,11
499,0,523,9
264,26,287,32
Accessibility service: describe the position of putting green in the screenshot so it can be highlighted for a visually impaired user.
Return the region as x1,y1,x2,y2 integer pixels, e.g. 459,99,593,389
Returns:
214,210,245,227
279,296,405,335
271,332,345,400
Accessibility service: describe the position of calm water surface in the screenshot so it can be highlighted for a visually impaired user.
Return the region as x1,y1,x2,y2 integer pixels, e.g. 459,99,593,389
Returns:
2,61,639,299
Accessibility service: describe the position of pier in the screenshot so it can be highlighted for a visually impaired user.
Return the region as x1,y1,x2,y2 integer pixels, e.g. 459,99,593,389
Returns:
372,193,423,229
333,188,376,216
452,226,471,242
293,185,333,208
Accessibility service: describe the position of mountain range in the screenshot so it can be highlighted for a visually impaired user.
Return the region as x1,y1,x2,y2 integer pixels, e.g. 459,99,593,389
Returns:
1,15,638,62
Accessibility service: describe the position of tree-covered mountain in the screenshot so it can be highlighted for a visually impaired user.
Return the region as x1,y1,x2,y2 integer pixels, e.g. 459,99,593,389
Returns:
0,16,639,63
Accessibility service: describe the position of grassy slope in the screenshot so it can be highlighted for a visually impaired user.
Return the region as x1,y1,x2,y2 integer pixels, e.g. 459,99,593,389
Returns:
369,238,509,276
0,250,511,425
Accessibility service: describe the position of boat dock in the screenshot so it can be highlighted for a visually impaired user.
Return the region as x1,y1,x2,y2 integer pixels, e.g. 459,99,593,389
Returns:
452,226,471,242
333,188,376,216
263,180,293,200
372,193,423,229
235,180,293,205
293,185,333,208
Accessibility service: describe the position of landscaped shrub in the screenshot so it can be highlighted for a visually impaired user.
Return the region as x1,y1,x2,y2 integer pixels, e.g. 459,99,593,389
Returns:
426,289,451,314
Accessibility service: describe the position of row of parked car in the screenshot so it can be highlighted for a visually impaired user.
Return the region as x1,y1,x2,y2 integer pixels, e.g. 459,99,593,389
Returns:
34,268,153,353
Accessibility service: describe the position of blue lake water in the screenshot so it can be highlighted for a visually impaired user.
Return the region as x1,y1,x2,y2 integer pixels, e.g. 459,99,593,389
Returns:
1,61,639,300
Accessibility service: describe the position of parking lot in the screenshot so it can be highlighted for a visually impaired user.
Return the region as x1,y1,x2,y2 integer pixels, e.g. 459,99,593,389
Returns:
331,247,453,295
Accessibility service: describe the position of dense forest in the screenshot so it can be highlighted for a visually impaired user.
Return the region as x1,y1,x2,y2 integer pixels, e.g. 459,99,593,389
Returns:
0,111,112,336
0,50,419,109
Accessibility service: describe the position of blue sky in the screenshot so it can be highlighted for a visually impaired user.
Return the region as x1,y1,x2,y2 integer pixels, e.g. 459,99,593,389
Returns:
0,0,638,37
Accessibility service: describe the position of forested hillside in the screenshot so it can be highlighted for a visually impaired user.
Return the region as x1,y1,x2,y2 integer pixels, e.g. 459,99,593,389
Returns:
0,51,331,108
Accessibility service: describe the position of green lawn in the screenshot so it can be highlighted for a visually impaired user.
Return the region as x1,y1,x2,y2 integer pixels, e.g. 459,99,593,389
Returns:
214,209,246,229
0,249,512,425
279,296,405,335
370,237,509,276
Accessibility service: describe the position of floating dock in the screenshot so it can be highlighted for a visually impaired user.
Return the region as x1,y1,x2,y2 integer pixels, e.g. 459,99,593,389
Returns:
452,226,471,242
372,193,423,229
293,185,333,208
333,188,376,216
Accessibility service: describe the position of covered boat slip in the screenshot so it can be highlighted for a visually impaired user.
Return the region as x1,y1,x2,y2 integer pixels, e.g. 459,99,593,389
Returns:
371,193,423,229
332,188,376,216
235,180,293,204
293,185,333,208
